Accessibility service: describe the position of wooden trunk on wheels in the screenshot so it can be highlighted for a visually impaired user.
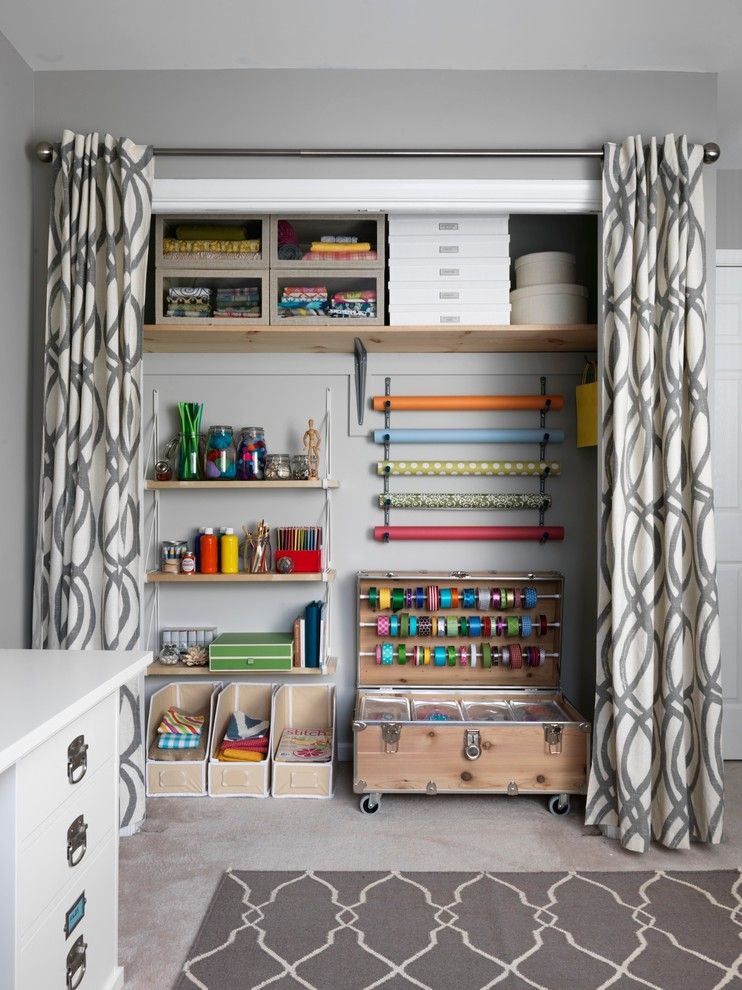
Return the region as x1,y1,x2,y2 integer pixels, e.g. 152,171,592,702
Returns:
352,571,591,816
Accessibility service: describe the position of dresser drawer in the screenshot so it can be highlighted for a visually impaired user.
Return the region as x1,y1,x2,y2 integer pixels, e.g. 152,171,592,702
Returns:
389,305,511,326
17,693,116,839
18,758,116,933
388,281,510,306
388,236,510,260
388,215,509,237
18,833,117,990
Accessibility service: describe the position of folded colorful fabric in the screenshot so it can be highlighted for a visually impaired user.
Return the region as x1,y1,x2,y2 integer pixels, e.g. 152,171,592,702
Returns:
328,306,376,319
302,250,378,262
217,747,265,762
164,238,260,255
309,242,371,253
225,712,270,741
157,706,205,736
220,736,269,751
279,308,325,318
331,291,376,304
213,308,261,318
175,225,246,241
167,286,212,302
166,307,212,318
158,734,201,750
276,220,299,245
320,235,358,244
277,244,303,260
216,287,260,302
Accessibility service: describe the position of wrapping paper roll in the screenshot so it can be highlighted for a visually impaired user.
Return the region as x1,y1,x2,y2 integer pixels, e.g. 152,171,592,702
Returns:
376,460,561,477
372,394,564,412
373,428,564,444
377,492,552,510
374,526,565,541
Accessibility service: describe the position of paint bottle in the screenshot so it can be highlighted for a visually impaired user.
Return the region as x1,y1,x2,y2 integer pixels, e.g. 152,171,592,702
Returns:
193,528,205,572
220,527,239,574
200,528,218,574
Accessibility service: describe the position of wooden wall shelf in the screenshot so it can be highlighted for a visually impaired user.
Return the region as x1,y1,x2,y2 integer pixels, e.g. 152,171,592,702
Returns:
146,657,337,677
146,570,335,584
146,479,339,490
143,323,597,354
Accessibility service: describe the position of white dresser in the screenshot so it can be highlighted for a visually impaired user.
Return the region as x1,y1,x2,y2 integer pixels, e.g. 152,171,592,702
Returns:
0,649,151,990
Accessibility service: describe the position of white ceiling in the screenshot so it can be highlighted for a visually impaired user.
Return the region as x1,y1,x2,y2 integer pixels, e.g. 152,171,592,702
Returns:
1,0,740,74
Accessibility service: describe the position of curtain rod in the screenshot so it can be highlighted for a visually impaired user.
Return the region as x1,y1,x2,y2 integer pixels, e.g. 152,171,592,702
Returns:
34,142,722,164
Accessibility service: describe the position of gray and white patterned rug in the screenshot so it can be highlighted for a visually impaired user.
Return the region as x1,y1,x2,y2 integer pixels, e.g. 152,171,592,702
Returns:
175,870,742,989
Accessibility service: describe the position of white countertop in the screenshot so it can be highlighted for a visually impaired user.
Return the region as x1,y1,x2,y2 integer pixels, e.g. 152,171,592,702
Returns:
0,649,151,773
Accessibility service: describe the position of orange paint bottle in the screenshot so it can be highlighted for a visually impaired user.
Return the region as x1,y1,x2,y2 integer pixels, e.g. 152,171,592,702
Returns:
200,528,218,574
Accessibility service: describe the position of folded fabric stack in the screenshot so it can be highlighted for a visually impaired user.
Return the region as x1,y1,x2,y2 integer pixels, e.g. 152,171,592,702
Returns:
157,706,206,750
328,290,377,319
278,285,328,318
303,236,376,262
166,286,212,318
217,711,270,762
214,286,261,319
163,224,261,262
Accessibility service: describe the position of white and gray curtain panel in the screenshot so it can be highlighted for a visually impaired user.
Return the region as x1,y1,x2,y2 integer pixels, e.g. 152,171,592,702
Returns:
32,130,153,832
586,135,724,852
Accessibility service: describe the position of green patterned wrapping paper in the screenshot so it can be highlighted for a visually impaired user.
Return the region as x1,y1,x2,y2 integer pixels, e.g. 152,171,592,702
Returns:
376,460,561,477
377,492,552,510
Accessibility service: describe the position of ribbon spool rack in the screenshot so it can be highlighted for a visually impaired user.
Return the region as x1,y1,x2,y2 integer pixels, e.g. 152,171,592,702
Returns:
373,378,564,543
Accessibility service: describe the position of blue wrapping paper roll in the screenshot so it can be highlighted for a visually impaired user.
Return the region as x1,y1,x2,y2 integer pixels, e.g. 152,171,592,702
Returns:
372,428,565,444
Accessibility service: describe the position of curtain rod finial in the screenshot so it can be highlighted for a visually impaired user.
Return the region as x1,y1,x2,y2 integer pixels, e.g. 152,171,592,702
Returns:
703,142,721,165
35,140,54,163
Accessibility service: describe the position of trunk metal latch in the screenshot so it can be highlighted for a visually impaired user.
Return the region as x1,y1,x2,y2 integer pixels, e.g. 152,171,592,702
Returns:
464,729,481,761
381,722,401,754
544,724,563,755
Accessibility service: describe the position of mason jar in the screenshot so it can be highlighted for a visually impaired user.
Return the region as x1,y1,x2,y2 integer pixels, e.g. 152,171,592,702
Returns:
204,425,237,480
237,426,267,480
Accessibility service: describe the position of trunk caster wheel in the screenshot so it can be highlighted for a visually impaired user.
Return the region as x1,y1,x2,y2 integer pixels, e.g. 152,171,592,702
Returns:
548,794,571,816
360,795,381,815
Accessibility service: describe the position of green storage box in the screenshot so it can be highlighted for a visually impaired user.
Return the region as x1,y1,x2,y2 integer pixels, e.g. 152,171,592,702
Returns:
209,632,293,671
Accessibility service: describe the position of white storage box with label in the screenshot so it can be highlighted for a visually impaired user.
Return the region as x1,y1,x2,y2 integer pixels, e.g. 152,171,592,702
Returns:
271,684,335,798
146,681,220,797
209,683,273,798
389,282,511,306
388,236,510,260
388,213,510,326
388,260,510,283
389,215,510,237
388,305,511,326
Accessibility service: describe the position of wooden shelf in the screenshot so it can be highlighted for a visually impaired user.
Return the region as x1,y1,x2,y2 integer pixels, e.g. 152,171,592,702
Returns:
145,479,339,490
146,657,338,677
146,570,335,584
144,323,597,354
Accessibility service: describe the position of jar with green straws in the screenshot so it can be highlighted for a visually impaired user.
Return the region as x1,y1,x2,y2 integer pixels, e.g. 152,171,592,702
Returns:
177,402,204,481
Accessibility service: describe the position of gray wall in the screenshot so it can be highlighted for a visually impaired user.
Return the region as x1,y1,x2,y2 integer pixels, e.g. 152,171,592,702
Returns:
0,33,33,646
28,68,718,749
717,170,742,248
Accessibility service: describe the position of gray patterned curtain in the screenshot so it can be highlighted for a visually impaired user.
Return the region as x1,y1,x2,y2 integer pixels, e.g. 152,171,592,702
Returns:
32,130,153,833
586,135,724,852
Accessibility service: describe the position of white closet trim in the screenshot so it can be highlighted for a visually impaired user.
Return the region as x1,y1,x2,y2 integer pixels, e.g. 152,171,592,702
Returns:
717,249,742,267
151,178,601,214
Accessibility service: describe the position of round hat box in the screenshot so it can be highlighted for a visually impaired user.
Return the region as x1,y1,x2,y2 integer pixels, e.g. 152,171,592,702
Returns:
510,283,588,325
514,251,576,288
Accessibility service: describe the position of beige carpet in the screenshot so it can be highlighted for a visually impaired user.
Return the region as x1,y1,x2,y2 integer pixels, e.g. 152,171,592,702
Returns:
174,870,742,989
120,762,742,990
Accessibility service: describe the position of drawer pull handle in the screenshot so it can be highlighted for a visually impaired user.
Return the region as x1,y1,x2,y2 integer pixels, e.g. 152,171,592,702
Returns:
439,245,460,254
66,935,87,990
67,815,88,868
67,735,89,785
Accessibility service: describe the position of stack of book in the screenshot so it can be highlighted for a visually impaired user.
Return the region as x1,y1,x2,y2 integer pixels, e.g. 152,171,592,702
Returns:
292,600,325,669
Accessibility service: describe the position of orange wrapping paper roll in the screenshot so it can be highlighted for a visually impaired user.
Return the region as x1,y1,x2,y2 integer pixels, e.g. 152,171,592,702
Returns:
371,395,564,412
